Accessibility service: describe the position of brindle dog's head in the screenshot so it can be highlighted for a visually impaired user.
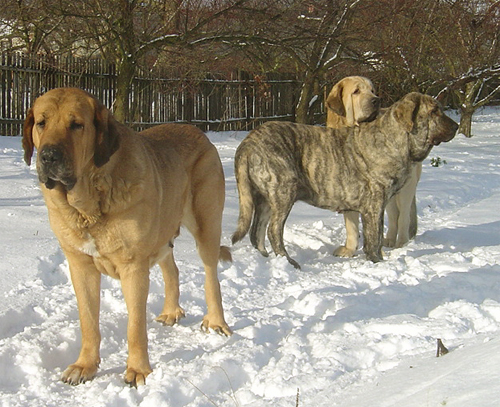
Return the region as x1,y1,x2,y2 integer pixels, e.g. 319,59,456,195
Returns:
391,92,458,161
22,88,120,190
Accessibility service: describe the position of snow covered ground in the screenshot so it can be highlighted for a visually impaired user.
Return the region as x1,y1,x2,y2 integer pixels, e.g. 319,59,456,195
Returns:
1,108,500,407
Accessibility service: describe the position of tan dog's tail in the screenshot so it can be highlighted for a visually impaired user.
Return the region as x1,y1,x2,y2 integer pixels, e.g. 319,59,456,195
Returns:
219,246,232,263
231,149,254,245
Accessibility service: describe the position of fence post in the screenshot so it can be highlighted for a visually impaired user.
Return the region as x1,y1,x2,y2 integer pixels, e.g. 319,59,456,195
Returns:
240,71,253,129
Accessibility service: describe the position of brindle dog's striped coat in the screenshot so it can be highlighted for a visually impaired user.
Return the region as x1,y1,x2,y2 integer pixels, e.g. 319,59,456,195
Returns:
232,93,458,269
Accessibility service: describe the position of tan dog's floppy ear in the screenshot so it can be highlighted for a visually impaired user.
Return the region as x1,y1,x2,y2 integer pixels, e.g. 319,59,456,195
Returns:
93,100,120,168
344,91,356,126
22,108,35,166
326,82,345,117
393,92,421,132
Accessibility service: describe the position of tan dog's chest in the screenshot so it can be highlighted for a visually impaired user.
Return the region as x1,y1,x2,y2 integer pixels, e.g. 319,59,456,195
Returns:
43,175,184,279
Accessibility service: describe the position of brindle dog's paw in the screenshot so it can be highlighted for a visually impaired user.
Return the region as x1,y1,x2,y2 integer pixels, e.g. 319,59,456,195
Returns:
366,252,383,263
287,257,301,270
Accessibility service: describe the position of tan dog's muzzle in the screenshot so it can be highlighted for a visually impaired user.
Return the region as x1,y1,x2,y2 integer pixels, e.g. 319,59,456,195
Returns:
363,97,381,122
37,144,76,190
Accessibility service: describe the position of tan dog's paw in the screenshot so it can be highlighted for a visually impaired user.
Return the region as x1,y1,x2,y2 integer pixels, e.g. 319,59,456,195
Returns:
201,316,232,336
155,307,185,326
383,238,396,248
394,238,409,249
333,246,356,258
61,363,98,385
124,367,152,388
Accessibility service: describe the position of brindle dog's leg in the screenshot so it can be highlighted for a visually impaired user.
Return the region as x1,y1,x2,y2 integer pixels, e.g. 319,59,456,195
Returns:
267,200,300,269
250,195,271,257
361,204,385,263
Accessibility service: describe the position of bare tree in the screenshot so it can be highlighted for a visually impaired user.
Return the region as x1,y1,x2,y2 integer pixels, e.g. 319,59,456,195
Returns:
366,0,500,135
224,0,368,123
291,0,364,123
2,0,498,128
432,0,500,136
0,0,66,54
1,0,250,122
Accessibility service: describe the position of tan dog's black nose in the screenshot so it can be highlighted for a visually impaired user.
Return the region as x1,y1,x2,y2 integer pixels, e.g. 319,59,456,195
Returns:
40,145,64,166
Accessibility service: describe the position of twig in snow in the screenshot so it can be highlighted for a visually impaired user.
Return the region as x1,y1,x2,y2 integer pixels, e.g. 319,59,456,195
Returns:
214,366,240,407
437,339,449,357
185,378,219,407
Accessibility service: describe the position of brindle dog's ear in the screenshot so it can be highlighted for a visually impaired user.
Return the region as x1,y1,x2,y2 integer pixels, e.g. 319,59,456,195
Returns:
393,92,422,133
22,108,35,166
326,82,346,117
93,100,120,168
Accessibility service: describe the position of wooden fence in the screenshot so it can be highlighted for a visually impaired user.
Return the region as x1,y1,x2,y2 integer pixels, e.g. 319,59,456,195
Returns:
0,52,301,136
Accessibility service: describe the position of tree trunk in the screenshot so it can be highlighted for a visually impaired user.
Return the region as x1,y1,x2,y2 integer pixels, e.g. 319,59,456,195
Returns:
456,80,480,138
458,108,474,137
295,74,316,124
113,56,136,123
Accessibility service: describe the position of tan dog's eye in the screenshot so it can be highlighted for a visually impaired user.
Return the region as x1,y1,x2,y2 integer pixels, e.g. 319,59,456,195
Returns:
353,89,360,95
70,122,84,131
36,120,46,129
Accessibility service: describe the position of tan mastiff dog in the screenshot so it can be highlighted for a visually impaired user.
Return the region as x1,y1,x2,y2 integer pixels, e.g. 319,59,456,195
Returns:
22,88,231,387
326,76,422,257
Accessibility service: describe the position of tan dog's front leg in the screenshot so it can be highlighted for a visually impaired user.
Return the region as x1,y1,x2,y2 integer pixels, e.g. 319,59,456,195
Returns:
120,266,152,387
384,197,399,247
61,252,101,385
334,211,360,257
384,163,421,248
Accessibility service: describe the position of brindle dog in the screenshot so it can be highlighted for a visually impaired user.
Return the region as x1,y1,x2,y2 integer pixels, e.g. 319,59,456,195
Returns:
232,93,458,269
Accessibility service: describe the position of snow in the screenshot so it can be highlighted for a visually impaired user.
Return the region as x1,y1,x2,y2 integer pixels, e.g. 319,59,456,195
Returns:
1,107,500,406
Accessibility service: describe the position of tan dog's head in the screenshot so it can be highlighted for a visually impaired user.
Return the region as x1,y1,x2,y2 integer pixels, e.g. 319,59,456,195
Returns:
326,76,380,128
22,88,120,190
391,92,458,160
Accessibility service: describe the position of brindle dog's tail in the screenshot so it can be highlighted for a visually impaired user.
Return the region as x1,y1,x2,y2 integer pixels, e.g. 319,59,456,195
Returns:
409,195,418,240
231,148,254,245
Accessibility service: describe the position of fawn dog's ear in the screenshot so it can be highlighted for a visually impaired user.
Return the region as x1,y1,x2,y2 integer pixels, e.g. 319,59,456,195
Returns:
22,108,35,166
326,81,346,117
93,99,120,168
